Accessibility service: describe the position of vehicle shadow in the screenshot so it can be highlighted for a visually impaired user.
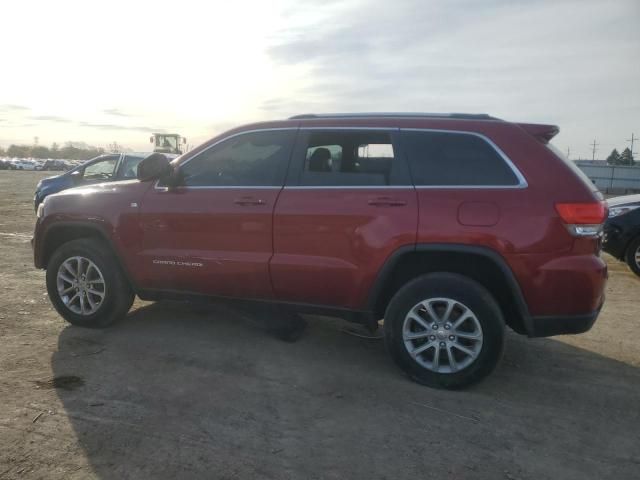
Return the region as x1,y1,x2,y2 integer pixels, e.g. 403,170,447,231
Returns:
50,301,640,480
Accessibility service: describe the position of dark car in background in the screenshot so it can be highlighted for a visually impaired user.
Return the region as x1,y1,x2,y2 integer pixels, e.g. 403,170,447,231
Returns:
603,194,640,276
34,152,176,211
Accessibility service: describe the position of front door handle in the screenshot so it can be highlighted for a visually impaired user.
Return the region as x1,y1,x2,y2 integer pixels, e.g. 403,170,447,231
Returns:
234,196,266,206
368,197,408,207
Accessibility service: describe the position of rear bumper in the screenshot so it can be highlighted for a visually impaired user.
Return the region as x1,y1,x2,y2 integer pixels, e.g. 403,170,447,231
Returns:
528,303,602,337
507,252,607,319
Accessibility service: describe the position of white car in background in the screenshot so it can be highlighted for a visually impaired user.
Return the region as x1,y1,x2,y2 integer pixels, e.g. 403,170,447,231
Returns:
11,159,36,170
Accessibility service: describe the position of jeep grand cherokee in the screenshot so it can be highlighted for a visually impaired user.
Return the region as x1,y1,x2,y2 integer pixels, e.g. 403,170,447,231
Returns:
32,113,608,388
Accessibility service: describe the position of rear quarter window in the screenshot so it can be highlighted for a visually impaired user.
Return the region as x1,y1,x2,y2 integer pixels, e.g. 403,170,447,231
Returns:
402,131,520,186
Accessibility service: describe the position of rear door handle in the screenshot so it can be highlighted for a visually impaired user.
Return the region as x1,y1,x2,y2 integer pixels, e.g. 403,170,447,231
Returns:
368,197,407,207
234,196,266,206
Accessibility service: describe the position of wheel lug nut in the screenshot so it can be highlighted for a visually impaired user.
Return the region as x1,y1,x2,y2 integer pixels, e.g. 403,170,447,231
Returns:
444,324,451,330
432,324,439,330
430,335,436,341
439,342,446,347
449,335,455,341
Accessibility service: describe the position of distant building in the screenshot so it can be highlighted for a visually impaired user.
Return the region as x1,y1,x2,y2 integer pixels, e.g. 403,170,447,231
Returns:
575,160,640,194
574,160,607,166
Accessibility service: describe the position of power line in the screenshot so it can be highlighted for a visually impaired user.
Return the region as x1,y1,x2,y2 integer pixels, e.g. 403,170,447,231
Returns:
626,133,637,157
590,139,599,161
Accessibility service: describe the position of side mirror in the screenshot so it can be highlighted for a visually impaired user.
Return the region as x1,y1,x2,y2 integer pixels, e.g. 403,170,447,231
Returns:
137,153,173,182
70,170,83,183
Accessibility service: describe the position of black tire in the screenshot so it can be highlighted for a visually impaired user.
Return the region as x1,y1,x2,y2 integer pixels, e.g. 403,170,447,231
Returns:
46,238,134,328
624,236,640,277
384,273,505,389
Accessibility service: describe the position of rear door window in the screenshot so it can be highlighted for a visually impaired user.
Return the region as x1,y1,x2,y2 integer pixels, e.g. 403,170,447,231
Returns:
293,130,410,186
401,131,521,186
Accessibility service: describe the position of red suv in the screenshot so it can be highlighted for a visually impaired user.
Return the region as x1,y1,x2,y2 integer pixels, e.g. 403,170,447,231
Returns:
32,113,607,388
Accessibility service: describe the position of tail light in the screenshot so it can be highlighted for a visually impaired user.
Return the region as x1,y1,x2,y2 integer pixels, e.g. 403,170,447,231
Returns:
555,202,607,237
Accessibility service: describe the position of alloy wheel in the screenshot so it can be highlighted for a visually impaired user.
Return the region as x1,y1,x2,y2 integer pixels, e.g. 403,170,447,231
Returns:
402,297,483,374
56,256,106,316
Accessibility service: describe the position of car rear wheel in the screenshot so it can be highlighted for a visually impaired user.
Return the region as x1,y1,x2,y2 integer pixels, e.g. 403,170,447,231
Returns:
625,236,640,277
46,238,134,328
384,273,504,389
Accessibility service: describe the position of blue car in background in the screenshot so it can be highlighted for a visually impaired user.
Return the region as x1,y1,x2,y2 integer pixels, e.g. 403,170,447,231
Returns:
33,152,175,211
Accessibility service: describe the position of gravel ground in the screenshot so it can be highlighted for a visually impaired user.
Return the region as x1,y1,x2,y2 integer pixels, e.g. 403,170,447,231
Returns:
0,171,639,480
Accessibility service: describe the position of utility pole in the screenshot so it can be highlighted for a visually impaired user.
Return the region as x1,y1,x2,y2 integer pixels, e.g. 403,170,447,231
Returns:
626,133,637,158
590,139,599,161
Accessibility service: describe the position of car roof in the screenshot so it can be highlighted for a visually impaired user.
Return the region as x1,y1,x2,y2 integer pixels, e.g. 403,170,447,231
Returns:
289,112,502,121
216,112,507,134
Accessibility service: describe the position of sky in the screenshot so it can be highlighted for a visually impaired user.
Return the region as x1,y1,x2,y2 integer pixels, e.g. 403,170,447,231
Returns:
1,0,639,159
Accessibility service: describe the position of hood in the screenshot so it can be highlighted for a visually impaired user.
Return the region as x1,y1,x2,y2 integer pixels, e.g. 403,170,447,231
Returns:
52,179,141,198
40,174,64,184
42,179,150,218
607,194,640,207
36,174,66,191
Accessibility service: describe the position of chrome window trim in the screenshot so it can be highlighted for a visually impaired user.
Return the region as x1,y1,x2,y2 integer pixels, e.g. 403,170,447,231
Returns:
414,184,525,190
284,185,412,190
154,127,298,190
400,128,528,189
153,125,527,190
299,126,399,131
155,185,283,191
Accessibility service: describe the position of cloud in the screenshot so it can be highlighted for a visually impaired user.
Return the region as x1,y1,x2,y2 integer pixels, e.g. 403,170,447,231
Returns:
10,113,161,134
266,1,501,113
30,115,73,123
260,98,288,111
103,108,132,117
0,104,30,112
265,0,640,157
78,122,159,133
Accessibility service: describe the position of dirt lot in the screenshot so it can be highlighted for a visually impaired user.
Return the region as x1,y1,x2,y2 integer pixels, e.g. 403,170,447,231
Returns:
0,170,639,479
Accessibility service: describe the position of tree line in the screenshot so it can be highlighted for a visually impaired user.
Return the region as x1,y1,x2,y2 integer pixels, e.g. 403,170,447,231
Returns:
0,142,105,160
606,147,635,166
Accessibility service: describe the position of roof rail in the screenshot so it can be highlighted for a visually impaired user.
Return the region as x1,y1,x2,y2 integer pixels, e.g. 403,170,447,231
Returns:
288,112,500,121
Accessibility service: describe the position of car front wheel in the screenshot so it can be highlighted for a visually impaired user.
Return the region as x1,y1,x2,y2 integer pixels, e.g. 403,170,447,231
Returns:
46,238,134,328
384,273,505,389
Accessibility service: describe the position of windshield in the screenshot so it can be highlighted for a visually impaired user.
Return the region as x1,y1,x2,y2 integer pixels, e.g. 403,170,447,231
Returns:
155,135,178,150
